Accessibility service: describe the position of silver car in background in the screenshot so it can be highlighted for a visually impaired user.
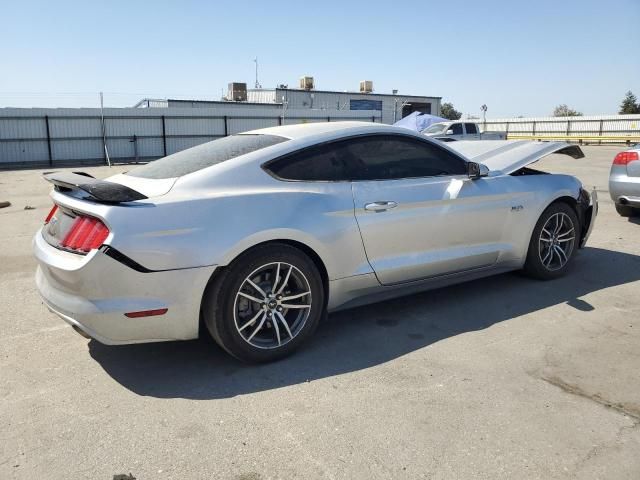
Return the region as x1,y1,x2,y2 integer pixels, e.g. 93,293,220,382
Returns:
33,122,597,363
609,147,640,217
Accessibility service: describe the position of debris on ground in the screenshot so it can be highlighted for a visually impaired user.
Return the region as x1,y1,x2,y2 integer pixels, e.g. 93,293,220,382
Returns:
0,201,10,208
24,205,35,210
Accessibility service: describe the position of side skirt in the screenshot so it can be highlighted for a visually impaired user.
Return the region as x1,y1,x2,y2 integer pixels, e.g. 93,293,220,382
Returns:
327,264,518,313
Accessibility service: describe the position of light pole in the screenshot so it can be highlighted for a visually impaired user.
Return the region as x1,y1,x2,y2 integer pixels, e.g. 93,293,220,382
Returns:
481,104,488,125
392,89,398,122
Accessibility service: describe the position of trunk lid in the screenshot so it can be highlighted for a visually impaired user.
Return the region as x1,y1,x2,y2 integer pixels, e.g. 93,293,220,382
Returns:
626,149,640,177
446,140,584,175
41,171,175,253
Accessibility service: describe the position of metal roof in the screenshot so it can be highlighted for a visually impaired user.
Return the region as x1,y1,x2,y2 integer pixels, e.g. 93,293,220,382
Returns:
274,87,440,99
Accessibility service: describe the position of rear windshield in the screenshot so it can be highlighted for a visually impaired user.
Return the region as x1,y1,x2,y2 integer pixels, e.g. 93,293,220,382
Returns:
126,134,288,179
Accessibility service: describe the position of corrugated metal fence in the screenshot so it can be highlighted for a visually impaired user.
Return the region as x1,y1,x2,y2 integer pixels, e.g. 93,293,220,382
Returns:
0,107,380,169
479,114,640,144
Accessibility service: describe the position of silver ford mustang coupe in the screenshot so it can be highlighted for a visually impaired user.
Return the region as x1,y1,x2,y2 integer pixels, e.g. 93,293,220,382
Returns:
33,122,597,362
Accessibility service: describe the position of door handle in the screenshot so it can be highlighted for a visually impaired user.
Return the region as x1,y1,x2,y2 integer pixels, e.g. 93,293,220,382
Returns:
364,201,398,212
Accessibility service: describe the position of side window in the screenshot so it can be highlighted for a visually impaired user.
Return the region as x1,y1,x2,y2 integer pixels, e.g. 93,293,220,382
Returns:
450,123,464,135
343,135,467,181
264,143,350,181
464,123,478,134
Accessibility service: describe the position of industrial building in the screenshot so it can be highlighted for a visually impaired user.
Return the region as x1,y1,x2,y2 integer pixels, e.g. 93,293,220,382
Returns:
134,77,442,125
0,77,441,168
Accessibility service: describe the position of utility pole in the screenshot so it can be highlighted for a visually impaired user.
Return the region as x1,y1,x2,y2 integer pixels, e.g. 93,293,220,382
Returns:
100,92,111,167
392,89,398,122
254,57,261,89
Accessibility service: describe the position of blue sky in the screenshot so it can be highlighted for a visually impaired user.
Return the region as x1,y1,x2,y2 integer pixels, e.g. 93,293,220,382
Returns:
1,0,638,117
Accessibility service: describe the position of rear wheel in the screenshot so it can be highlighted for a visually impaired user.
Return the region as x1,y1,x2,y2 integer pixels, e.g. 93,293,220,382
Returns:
523,202,580,280
615,204,636,217
203,243,324,363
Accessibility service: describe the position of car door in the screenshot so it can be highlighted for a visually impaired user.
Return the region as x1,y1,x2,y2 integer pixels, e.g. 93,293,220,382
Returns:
464,123,481,140
346,135,516,285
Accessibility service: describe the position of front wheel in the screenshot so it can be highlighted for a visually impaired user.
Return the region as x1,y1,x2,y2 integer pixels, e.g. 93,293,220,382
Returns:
203,243,324,363
523,202,580,280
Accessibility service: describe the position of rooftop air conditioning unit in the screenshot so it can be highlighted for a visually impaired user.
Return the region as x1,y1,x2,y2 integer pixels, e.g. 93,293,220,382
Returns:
300,76,314,90
360,80,373,93
228,82,247,102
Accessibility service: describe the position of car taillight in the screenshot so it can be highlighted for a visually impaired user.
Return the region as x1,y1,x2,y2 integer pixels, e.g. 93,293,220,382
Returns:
60,215,110,252
613,151,639,165
44,205,58,224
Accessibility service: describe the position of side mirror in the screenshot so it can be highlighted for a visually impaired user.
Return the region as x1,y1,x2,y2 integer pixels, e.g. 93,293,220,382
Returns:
468,162,489,179
446,129,454,135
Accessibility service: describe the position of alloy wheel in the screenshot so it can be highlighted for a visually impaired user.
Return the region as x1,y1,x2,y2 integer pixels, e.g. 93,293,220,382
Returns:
233,262,312,349
538,212,576,271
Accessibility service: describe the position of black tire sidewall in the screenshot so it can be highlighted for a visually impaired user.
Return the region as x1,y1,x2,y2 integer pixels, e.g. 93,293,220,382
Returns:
524,202,580,280
204,244,324,363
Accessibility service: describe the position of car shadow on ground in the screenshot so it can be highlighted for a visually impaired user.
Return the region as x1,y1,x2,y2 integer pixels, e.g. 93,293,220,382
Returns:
89,247,640,400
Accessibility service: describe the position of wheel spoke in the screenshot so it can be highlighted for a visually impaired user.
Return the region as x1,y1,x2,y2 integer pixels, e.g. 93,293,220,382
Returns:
557,228,575,238
247,313,267,342
275,265,293,295
271,262,281,294
281,291,310,301
275,311,293,338
271,315,281,345
554,214,564,234
555,245,568,264
238,291,264,304
245,279,267,299
541,246,553,266
558,236,575,243
281,303,310,309
238,310,263,332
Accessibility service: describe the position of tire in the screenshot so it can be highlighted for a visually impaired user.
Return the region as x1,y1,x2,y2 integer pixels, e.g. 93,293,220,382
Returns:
523,202,580,280
202,243,324,363
615,204,635,217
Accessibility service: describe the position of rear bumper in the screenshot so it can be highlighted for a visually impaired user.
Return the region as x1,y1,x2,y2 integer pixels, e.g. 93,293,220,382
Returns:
33,230,216,345
610,174,640,206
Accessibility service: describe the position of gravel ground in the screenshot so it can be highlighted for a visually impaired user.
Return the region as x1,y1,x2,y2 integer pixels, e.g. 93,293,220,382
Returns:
1,146,639,479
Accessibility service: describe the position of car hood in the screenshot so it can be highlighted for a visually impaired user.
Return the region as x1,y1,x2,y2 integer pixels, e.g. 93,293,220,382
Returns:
446,140,584,174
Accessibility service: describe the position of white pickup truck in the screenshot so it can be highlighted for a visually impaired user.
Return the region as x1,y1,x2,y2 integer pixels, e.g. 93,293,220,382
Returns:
421,121,506,142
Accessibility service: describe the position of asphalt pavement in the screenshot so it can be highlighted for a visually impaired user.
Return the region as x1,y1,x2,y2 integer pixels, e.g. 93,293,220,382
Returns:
1,146,639,479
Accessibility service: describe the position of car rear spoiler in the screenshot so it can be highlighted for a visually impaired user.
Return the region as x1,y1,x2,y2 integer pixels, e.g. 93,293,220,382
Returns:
43,172,148,203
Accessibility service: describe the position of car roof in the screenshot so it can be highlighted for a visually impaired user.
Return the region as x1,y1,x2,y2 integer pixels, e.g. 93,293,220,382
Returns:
242,121,405,140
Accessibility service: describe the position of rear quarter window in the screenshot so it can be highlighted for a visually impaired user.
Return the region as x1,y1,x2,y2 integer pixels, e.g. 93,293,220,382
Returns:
126,134,288,179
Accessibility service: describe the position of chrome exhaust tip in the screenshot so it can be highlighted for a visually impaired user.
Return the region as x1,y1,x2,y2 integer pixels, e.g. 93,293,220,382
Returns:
71,325,92,339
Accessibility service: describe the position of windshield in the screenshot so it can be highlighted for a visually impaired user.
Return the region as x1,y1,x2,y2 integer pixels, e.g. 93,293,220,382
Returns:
126,134,288,179
422,123,448,134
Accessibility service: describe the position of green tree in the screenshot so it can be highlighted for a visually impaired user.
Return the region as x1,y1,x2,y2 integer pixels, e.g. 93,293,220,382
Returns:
619,91,640,114
553,104,583,117
440,102,462,120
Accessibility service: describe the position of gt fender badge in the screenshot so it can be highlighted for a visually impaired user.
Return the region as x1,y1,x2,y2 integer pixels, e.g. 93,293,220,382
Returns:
511,205,524,212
